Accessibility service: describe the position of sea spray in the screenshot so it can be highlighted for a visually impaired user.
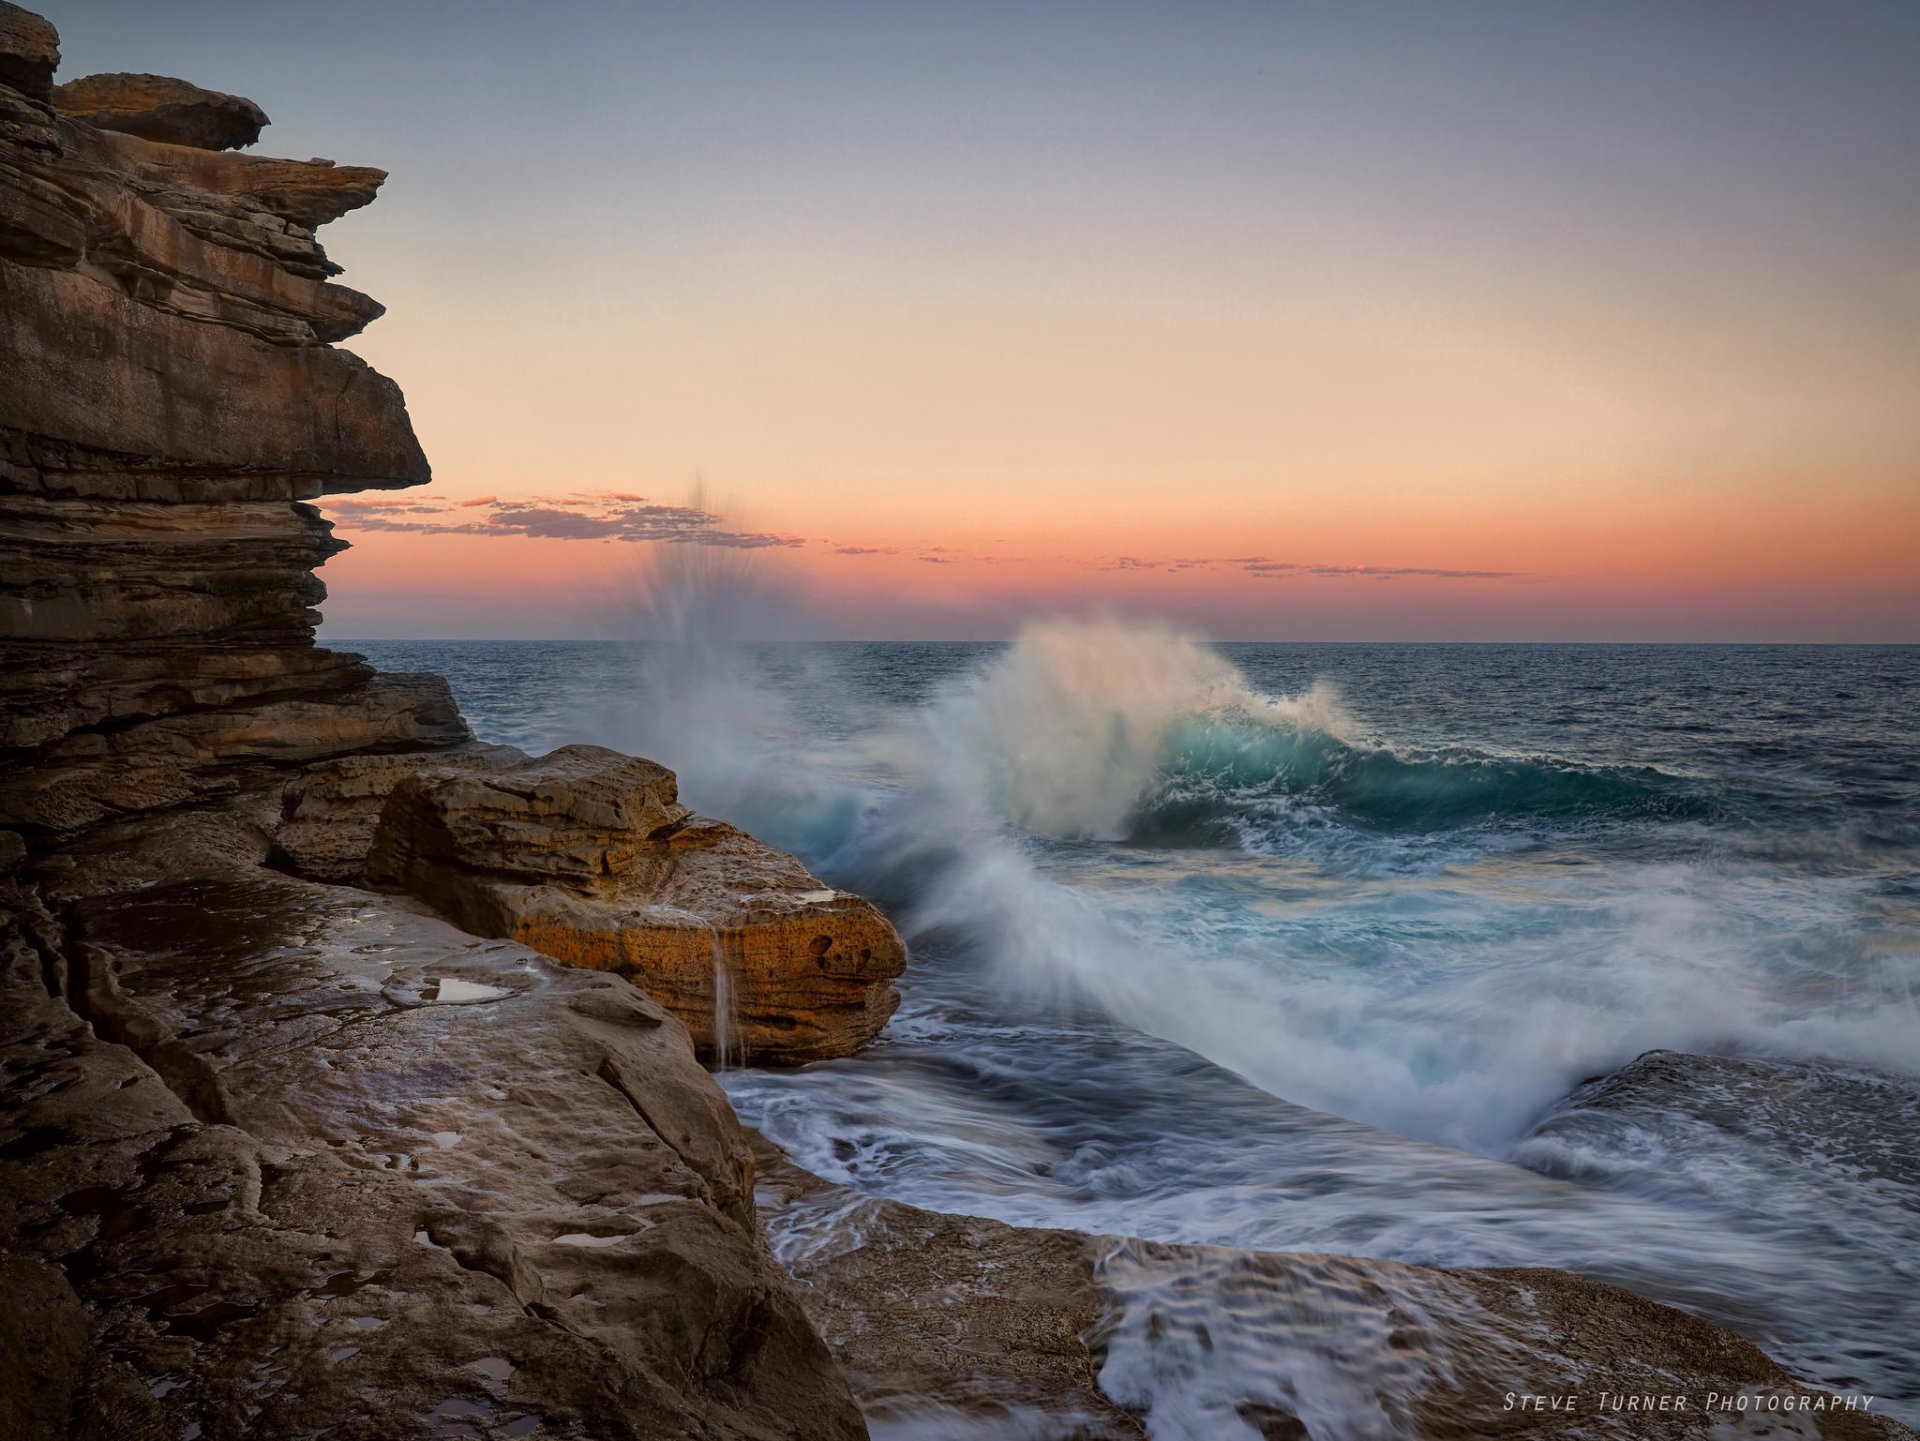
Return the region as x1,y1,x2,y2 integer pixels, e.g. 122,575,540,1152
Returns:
577,607,1916,1151
909,618,1354,840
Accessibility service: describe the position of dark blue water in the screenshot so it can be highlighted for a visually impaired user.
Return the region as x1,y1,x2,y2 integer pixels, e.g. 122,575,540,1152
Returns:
349,630,1920,1419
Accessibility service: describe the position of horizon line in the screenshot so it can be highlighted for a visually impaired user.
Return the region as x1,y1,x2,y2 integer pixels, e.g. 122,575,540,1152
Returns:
326,636,1920,647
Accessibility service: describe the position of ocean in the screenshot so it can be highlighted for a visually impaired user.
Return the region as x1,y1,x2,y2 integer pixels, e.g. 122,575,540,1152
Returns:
349,629,1920,1423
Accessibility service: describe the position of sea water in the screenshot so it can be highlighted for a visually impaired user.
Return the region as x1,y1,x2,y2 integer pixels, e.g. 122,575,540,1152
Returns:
350,630,1920,1424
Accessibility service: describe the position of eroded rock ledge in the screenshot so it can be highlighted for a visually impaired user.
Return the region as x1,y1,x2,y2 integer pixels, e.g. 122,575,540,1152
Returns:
271,744,909,1063
1,803,866,1441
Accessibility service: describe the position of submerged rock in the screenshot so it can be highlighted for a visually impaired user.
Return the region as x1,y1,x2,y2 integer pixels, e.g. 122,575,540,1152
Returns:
365,745,908,1063
52,71,268,150
751,1133,1910,1440
1516,1048,1920,1412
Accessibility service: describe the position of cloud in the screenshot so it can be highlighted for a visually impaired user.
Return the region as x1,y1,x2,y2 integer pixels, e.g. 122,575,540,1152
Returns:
679,530,805,549
324,490,802,549
1294,563,1519,579
323,497,446,516
323,491,1523,577
1087,553,1523,580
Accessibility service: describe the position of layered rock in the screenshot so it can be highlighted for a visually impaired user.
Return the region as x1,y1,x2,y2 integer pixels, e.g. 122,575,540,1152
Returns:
0,8,439,841
360,745,908,1063
272,746,525,885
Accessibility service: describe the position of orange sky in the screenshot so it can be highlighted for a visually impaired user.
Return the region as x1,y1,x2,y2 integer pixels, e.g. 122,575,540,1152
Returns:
314,250,1918,637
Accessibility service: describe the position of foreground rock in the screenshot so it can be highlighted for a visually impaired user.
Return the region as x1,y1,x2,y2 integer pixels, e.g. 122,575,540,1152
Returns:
1,804,866,1441
751,1136,1910,1440
363,746,908,1063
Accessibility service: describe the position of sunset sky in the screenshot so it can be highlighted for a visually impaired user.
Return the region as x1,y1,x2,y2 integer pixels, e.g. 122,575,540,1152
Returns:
65,1,1920,640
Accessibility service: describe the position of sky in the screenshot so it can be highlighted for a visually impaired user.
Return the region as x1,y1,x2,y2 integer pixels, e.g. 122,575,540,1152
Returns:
57,0,1920,640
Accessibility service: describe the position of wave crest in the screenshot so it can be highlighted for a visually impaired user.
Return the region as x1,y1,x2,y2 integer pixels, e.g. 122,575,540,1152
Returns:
911,619,1711,846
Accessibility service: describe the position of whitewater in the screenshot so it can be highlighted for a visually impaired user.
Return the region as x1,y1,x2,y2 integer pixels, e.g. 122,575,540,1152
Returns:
353,624,1920,1428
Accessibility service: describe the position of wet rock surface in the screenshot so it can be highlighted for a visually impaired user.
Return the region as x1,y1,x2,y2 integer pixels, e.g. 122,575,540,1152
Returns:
1,814,866,1440
364,746,907,1063
751,1134,1912,1440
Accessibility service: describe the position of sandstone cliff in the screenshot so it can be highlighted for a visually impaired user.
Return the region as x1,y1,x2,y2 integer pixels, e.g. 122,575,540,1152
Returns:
0,0,458,836
0,9,870,1437
0,23,910,1054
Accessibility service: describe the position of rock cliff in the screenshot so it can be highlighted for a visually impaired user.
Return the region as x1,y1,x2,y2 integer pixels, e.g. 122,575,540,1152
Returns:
0,0,455,837
0,9,871,1437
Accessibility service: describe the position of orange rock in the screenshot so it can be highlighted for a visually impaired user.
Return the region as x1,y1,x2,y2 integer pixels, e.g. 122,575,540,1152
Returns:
368,745,906,1063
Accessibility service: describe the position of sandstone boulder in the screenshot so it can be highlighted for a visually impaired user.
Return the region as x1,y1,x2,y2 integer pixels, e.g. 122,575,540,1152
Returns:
51,71,268,150
370,743,692,885
367,745,908,1063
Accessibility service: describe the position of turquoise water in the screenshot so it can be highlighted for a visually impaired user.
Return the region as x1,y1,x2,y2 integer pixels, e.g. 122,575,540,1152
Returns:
350,631,1920,1420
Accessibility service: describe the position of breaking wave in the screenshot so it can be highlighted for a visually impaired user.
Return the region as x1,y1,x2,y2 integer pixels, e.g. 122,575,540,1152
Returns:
903,619,1719,849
